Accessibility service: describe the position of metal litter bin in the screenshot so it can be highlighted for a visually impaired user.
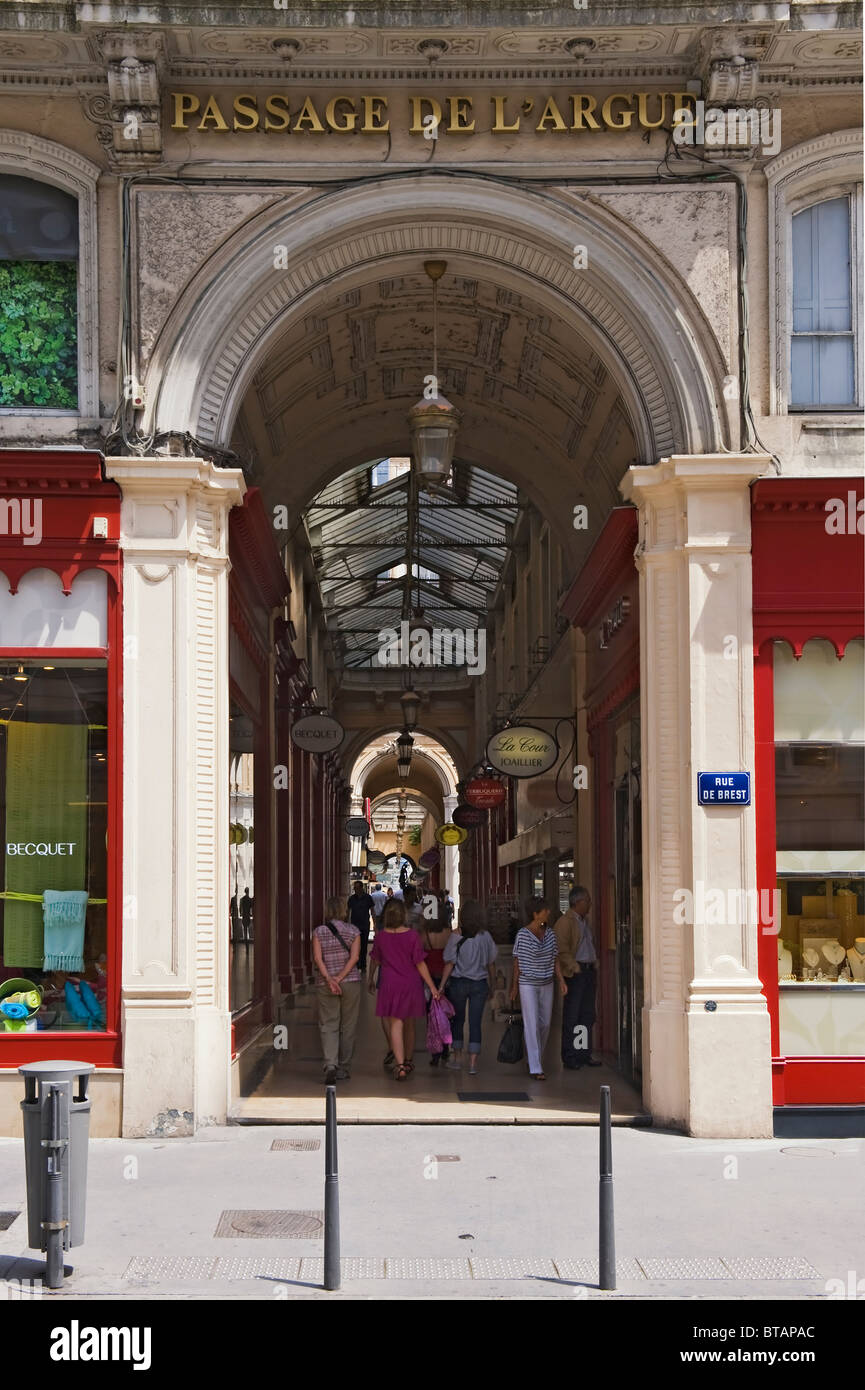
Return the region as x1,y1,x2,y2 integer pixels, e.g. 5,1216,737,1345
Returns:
19,1060,94,1285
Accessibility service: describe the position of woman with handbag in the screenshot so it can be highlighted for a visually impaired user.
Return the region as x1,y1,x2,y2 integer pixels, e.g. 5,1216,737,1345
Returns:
439,899,498,1075
312,895,362,1085
369,898,441,1080
510,897,567,1080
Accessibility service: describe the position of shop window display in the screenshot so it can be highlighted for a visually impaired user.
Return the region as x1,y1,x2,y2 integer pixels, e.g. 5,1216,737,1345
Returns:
0,662,108,1033
773,640,865,1056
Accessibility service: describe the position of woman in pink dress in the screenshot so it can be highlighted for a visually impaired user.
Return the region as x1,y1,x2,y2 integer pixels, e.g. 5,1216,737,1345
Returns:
369,899,440,1080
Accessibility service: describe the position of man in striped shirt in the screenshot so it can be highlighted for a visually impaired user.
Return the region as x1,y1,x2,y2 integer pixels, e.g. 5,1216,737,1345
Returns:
510,897,568,1079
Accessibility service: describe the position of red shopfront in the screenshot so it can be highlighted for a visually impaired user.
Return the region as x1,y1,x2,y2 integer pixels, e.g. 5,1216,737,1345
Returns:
753,478,865,1123
0,450,122,1068
560,507,641,1081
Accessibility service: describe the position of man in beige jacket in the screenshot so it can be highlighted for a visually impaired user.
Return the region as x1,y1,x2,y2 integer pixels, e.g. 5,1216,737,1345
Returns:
553,886,601,1069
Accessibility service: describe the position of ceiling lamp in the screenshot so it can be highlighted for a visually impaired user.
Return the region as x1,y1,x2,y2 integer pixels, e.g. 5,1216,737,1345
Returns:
400,683,421,731
396,728,413,781
13,665,27,682
408,260,461,487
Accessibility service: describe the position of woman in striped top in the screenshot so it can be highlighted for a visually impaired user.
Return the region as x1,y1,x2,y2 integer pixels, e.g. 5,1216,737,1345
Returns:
510,898,567,1080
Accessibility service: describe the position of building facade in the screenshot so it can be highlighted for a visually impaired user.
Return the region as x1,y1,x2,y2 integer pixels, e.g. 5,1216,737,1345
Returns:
0,1,862,1137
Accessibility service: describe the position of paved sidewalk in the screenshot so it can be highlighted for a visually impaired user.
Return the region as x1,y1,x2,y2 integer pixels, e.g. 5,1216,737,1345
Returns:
0,1124,861,1300
234,981,646,1123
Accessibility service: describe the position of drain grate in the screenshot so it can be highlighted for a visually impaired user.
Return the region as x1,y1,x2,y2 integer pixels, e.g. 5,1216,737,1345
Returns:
214,1209,323,1238
458,1092,532,1103
270,1139,321,1152
0,1212,20,1231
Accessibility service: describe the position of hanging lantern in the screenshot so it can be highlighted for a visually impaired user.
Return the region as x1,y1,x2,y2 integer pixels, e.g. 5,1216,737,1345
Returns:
408,260,461,486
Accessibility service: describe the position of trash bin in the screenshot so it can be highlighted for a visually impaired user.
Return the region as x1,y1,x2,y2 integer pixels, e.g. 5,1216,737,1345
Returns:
19,1060,94,1252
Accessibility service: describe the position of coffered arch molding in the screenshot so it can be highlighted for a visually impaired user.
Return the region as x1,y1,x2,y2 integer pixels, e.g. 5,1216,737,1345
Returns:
146,175,730,462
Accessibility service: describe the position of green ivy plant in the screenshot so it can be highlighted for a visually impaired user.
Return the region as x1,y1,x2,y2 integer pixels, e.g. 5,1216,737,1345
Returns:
0,261,78,408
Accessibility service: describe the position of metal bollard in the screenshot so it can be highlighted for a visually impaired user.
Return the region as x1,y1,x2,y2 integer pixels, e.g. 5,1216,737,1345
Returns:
43,1086,67,1289
598,1084,616,1291
323,1084,340,1291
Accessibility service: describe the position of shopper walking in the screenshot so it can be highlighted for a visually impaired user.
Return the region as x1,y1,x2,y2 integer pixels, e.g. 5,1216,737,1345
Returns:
553,886,601,1068
510,897,567,1080
346,878,375,974
438,888,455,932
312,895,362,1084
370,881,388,925
440,899,498,1075
369,898,440,1080
422,910,455,1067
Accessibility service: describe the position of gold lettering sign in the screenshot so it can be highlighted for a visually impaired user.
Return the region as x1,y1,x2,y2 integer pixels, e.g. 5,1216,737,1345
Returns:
169,91,697,135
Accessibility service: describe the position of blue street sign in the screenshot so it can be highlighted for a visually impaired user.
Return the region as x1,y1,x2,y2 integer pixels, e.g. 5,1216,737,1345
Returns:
698,772,751,806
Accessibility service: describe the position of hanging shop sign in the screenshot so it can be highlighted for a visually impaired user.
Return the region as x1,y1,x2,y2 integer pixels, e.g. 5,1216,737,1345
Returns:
464,776,507,809
697,772,751,806
290,713,345,753
365,850,388,871
486,725,558,778
599,596,630,650
434,823,468,847
418,848,440,870
345,815,371,839
452,804,489,830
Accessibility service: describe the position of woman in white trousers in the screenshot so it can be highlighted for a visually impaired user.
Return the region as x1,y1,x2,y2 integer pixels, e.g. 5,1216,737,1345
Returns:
510,899,567,1080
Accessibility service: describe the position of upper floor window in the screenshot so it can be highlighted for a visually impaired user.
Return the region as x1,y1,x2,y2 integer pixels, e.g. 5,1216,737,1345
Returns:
0,175,78,410
790,195,857,409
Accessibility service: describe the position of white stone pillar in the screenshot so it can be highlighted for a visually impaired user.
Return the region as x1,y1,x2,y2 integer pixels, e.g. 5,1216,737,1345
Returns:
105,457,245,1137
621,455,773,1138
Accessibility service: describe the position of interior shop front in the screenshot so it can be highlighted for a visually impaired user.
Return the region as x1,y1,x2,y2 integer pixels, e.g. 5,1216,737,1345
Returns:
753,478,865,1126
0,452,121,1077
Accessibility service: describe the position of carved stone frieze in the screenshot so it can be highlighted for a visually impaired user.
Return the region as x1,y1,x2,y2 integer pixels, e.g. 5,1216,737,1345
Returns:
77,30,167,169
696,27,772,104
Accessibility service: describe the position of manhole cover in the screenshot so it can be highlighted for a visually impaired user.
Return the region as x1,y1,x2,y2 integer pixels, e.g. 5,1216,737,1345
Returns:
457,1092,532,1103
780,1147,837,1157
270,1139,321,1152
214,1209,323,1238
0,1212,19,1231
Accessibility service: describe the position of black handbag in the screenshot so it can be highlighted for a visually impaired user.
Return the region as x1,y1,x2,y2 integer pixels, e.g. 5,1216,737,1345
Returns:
497,1013,525,1064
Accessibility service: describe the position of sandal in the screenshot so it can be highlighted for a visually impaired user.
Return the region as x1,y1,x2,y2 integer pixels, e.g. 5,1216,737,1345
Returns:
383,1051,395,1068
530,1073,546,1081
393,1063,411,1081
404,1060,415,1073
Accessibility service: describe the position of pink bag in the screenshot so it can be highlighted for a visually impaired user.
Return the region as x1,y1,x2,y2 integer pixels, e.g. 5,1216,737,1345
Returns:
426,995,455,1056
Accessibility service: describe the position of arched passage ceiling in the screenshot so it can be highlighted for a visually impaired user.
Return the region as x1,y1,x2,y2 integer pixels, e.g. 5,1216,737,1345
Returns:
232,263,637,561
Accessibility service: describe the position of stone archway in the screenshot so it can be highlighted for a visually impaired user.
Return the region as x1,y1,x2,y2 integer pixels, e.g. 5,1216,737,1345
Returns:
145,173,732,465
